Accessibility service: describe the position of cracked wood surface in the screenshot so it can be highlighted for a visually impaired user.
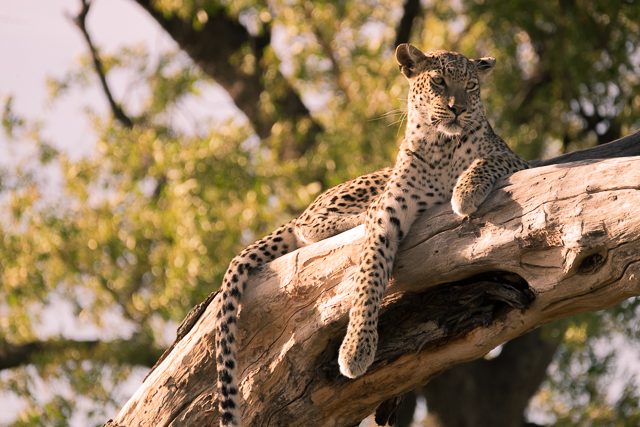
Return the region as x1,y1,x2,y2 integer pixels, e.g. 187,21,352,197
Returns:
108,131,640,427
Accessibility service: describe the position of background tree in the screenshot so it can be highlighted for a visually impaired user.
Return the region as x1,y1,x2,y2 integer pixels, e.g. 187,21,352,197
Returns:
1,0,639,425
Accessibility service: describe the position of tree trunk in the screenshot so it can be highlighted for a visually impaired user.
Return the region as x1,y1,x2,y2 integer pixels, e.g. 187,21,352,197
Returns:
423,326,563,427
107,131,640,427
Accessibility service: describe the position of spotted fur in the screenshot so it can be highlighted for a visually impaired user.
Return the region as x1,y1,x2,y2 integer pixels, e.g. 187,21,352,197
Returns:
215,44,528,425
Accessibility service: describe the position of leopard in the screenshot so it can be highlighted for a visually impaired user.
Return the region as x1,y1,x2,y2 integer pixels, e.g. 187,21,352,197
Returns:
214,43,528,426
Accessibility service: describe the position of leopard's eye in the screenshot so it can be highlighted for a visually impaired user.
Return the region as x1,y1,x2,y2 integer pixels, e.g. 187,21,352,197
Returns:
432,75,445,86
466,80,479,91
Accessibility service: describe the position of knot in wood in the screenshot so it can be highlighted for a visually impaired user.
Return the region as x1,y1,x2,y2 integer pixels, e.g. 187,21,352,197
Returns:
577,252,606,274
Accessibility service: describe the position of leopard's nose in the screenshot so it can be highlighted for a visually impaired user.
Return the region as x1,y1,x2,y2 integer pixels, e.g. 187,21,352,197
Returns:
448,104,466,116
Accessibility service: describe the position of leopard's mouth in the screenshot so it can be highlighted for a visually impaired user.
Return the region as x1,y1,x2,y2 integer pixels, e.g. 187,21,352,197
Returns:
439,117,464,136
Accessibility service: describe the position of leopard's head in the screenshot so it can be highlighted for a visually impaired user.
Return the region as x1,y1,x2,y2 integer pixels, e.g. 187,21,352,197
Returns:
396,43,495,136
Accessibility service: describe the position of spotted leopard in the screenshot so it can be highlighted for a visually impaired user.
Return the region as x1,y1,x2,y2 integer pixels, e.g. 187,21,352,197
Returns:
215,44,528,426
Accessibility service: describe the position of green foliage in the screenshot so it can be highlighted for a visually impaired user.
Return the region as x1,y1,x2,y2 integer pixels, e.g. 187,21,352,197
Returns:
532,309,640,425
1,0,640,424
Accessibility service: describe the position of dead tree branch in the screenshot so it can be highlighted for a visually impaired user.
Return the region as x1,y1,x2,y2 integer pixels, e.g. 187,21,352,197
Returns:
108,130,640,426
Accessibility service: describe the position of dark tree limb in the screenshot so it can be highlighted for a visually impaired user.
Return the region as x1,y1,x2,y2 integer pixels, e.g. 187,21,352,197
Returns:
575,95,622,145
423,326,563,427
69,0,134,128
132,0,322,159
394,0,422,46
531,128,640,167
512,68,553,125
0,336,163,371
377,314,564,427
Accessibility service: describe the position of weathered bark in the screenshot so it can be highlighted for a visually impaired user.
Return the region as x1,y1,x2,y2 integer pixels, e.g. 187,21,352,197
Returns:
108,131,640,427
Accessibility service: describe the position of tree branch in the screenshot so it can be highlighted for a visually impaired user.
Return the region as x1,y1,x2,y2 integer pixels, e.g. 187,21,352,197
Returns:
378,324,564,427
108,130,640,426
132,0,322,159
423,326,563,427
531,129,640,167
394,0,422,46
69,0,134,128
575,94,622,145
0,335,163,371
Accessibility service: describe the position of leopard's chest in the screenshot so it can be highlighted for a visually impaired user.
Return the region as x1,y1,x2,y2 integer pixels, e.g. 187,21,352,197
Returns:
417,139,479,197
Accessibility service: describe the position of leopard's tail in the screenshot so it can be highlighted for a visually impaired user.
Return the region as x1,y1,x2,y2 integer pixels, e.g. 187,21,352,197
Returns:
216,222,298,426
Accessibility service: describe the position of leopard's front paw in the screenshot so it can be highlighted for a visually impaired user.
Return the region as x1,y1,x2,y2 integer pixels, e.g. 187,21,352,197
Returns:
338,326,378,379
451,190,480,218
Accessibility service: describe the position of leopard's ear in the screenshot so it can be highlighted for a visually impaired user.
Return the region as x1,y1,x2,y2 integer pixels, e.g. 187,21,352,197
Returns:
395,43,427,78
472,57,496,78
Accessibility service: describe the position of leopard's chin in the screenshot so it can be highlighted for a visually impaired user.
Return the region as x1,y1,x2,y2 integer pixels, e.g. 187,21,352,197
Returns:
438,119,463,136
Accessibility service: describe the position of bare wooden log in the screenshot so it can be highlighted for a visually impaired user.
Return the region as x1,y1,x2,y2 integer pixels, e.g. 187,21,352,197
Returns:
108,130,640,427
